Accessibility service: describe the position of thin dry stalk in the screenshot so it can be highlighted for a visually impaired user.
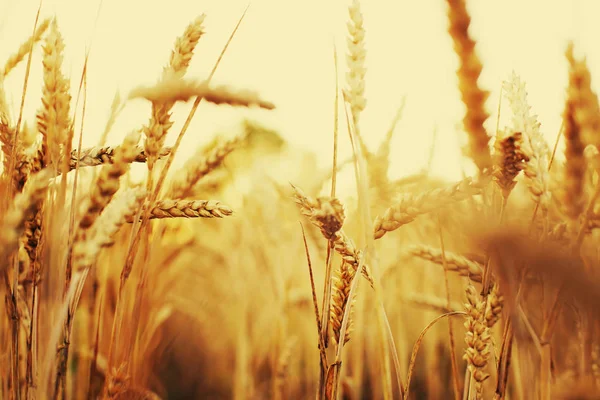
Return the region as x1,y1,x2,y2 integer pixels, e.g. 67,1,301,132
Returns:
299,224,327,372
404,312,467,400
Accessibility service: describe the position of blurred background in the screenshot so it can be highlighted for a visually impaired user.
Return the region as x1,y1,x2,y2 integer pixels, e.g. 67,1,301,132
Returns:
0,0,596,187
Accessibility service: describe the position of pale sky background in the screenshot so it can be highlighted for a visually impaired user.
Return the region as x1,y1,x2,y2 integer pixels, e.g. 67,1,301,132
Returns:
0,0,597,185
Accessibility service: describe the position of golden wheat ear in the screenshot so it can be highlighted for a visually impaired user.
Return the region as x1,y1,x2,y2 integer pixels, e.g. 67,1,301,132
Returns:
446,0,492,175
36,19,72,171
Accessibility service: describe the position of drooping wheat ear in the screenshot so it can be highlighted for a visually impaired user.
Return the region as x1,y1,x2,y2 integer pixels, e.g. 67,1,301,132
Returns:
330,260,355,345
130,76,276,109
446,0,492,174
564,44,595,221
170,134,245,198
291,184,373,286
78,130,141,231
407,245,484,282
69,145,172,169
493,131,529,200
36,19,72,170
143,15,205,170
373,175,488,239
126,199,232,222
295,194,345,240
345,0,366,130
73,186,146,270
503,72,551,213
464,284,492,400
0,169,52,268
2,18,51,77
484,283,503,328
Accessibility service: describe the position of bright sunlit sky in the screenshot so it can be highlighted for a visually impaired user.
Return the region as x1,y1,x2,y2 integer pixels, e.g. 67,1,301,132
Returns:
0,0,597,184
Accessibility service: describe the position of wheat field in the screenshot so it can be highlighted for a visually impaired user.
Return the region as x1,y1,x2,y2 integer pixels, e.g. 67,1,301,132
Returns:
1,1,600,399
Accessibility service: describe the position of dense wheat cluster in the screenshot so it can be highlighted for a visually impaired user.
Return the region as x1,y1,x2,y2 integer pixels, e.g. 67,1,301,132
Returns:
1,1,600,399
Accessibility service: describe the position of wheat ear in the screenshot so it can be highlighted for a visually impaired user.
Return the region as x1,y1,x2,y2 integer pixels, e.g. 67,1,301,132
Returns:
373,175,487,239
503,72,551,213
407,245,484,282
143,15,205,170
0,169,52,269
36,19,72,170
170,134,245,198
446,0,492,174
2,18,51,77
464,284,492,399
125,199,232,221
563,43,594,222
